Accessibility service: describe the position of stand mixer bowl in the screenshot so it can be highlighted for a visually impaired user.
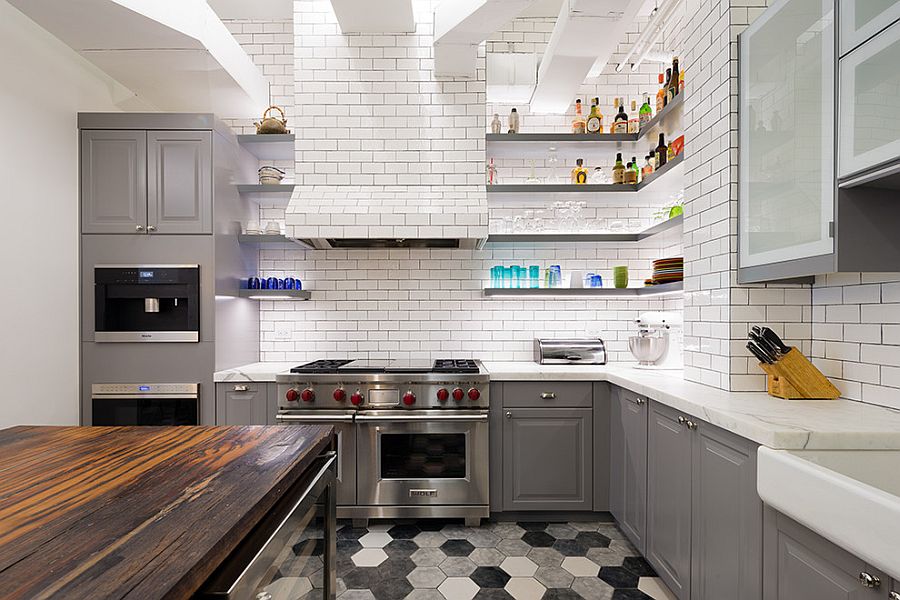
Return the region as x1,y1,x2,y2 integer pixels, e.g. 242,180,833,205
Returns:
629,335,668,365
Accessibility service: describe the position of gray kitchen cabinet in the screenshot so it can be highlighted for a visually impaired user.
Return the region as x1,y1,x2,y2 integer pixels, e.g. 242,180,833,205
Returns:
502,407,593,511
147,131,212,234
489,382,504,513
216,382,269,425
81,130,148,234
502,381,592,407
609,386,648,553
763,507,887,600
647,402,693,600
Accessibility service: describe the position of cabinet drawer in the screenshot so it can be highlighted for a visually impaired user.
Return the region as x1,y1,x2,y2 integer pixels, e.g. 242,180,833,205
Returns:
618,387,647,407
503,381,592,407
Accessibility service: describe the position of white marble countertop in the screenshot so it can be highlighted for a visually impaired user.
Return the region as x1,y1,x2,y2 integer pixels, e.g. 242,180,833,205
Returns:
213,361,900,450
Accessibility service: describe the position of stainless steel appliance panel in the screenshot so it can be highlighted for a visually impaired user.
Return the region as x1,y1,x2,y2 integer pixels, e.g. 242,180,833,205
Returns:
91,383,199,426
534,338,607,364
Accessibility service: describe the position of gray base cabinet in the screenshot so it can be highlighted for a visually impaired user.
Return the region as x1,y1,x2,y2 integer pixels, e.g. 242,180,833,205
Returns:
763,508,887,600
216,382,276,425
609,387,648,553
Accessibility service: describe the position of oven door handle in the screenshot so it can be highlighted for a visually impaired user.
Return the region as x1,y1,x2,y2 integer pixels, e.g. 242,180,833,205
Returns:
276,414,356,423
356,413,489,423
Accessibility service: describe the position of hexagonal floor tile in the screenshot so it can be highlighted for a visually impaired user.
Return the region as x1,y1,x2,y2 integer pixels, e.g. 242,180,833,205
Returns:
526,548,564,568
360,532,393,548
385,539,419,558
623,557,657,577
438,576,480,600
560,557,600,577
522,531,556,548
470,547,506,567
598,566,640,589
541,589,584,599
411,547,447,567
488,522,526,539
574,531,611,549
338,525,370,540
571,576,615,600
534,566,574,589
497,538,532,557
467,529,501,548
369,576,414,600
441,539,476,557
352,548,389,567
404,589,446,600
504,577,546,600
440,556,477,577
473,589,515,600
499,556,538,577
442,524,473,539
407,566,447,588
469,566,512,588
339,590,377,600
545,524,577,539
638,577,678,600
262,576,313,600
413,531,448,548
388,524,422,539
550,539,588,557
517,522,549,532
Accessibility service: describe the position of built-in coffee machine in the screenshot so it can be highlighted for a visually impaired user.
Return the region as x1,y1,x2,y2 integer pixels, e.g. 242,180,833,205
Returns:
94,265,200,342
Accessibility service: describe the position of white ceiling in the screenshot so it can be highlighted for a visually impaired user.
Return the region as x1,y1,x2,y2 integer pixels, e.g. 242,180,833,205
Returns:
206,0,293,20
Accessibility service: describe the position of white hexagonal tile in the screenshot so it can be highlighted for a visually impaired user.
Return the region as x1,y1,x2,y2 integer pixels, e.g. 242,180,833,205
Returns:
261,576,312,600
351,548,388,567
561,556,601,577
639,576,679,600
437,576,479,600
500,556,538,577
504,577,546,600
359,531,392,548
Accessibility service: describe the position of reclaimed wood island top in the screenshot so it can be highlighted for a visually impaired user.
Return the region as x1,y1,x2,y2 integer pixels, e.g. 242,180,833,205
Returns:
0,425,334,600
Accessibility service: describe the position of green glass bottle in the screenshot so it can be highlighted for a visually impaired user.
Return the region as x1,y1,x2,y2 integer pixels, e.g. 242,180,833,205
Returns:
639,93,652,129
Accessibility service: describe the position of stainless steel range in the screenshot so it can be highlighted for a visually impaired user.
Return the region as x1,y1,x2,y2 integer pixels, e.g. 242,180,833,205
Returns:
276,359,489,525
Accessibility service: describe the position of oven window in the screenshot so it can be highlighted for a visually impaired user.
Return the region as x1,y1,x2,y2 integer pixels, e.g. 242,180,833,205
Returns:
381,434,466,479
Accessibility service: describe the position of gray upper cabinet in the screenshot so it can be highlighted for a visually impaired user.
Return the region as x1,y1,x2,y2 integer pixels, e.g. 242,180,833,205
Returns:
609,387,648,553
763,508,886,600
502,407,593,511
81,130,148,234
216,382,269,425
647,402,693,600
147,131,212,234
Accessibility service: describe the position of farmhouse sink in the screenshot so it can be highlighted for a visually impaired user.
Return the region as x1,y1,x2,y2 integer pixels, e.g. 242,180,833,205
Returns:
757,446,900,579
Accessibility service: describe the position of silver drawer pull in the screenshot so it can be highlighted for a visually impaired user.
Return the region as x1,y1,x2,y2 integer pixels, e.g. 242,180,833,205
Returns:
677,416,687,425
685,420,698,430
233,384,250,392
540,392,556,400
888,591,899,600
634,397,645,405
859,572,881,589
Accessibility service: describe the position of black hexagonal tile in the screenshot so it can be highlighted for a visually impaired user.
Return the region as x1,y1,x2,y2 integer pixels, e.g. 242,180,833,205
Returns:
369,576,414,600
441,538,476,556
517,521,549,531
611,590,654,600
542,589,585,600
574,531,611,549
379,557,417,579
474,589,515,599
599,566,640,589
469,566,511,588
342,566,379,589
551,539,589,556
622,556,657,577
384,539,418,558
522,531,555,547
337,525,368,540
388,524,422,539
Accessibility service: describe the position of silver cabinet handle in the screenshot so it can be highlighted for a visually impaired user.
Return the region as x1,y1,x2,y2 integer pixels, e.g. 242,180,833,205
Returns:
233,384,250,392
147,225,157,232
135,224,145,232
506,411,512,419
636,397,645,405
677,416,687,425
858,572,881,589
686,420,698,430
540,392,556,400
888,591,899,600
276,413,355,423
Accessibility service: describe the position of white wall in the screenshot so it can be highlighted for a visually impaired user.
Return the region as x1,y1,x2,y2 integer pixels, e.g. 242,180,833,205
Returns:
0,1,129,427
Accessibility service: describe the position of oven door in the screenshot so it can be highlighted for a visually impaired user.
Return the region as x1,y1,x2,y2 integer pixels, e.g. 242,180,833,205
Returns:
356,410,489,506
276,411,357,506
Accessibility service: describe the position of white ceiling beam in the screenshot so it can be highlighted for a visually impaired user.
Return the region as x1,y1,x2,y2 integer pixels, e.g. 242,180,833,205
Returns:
329,0,415,33
529,0,645,113
433,0,538,77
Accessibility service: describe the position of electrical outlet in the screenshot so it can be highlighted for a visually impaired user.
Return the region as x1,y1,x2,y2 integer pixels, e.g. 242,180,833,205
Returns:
274,323,292,340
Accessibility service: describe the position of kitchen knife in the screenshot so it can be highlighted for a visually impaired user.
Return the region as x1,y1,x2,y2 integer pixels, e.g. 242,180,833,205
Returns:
749,330,781,359
746,341,775,364
760,327,791,354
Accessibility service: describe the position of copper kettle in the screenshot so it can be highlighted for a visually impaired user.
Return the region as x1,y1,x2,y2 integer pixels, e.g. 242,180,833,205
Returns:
254,105,290,134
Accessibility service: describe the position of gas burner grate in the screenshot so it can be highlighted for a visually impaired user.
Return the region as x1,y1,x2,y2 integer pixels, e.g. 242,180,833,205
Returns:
432,359,480,374
290,359,354,373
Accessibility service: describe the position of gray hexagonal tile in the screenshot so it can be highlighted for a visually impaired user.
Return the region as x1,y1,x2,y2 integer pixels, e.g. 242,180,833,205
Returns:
406,566,447,588
467,529,501,548
440,556,477,577
526,547,564,568
413,531,448,548
534,566,574,589
545,524,577,539
403,590,446,600
585,547,629,567
441,524,473,539
497,538,532,557
488,522,526,539
411,547,447,567
470,547,506,567
338,590,377,600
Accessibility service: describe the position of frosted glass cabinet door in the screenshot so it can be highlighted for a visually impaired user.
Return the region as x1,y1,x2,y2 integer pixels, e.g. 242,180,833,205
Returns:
739,0,835,271
838,19,900,180
839,0,900,55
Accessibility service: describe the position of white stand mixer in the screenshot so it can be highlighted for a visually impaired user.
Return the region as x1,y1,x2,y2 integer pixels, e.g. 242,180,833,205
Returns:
629,311,684,370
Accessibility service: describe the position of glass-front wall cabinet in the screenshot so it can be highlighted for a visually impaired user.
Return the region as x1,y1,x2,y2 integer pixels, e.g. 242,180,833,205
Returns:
739,0,835,277
839,0,900,55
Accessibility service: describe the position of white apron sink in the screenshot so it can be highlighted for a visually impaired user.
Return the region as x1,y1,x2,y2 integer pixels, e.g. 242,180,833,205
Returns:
757,446,900,579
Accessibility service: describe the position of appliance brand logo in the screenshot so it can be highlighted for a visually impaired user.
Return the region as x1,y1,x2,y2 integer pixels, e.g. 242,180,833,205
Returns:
409,489,438,498
141,334,152,338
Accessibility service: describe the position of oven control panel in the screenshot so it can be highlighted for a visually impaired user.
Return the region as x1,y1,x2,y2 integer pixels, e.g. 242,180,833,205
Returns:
278,382,489,409
92,383,199,396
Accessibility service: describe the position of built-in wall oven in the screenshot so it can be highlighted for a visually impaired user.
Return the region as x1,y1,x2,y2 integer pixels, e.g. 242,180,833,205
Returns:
94,265,200,342
91,383,199,426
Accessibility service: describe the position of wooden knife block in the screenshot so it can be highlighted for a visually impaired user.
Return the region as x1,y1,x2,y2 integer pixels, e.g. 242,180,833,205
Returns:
757,348,840,400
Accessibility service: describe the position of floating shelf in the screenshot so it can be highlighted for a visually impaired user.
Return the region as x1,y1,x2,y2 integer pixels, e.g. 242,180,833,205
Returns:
486,214,682,245
238,234,313,250
236,134,295,160
483,281,683,298
239,288,311,300
237,183,295,206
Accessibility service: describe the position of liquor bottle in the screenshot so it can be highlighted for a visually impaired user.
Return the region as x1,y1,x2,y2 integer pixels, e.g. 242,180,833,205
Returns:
628,100,639,133
639,94,652,129
508,108,519,133
571,158,588,184
586,97,603,133
612,153,625,184
668,57,680,102
631,156,640,183
656,74,666,113
571,99,586,134
624,162,637,184
490,113,501,134
678,65,685,95
642,155,654,179
614,102,628,134
649,149,657,170
656,133,668,167
663,69,672,106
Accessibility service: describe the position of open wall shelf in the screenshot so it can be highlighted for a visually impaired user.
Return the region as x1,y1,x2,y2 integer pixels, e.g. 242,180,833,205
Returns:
238,234,313,249
236,134,295,160
483,281,683,298
238,288,310,300
486,214,682,245
236,184,295,206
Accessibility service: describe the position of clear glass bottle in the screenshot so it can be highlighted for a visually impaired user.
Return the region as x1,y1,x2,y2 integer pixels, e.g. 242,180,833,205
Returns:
546,146,560,183
490,113,502,134
508,108,519,133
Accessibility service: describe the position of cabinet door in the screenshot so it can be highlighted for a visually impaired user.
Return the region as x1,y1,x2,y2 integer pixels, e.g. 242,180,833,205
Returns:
738,0,835,279
763,509,885,600
81,130,147,234
217,383,268,425
502,408,593,511
839,0,900,55
647,402,692,600
690,423,762,600
610,387,648,553
147,130,212,234
839,20,900,181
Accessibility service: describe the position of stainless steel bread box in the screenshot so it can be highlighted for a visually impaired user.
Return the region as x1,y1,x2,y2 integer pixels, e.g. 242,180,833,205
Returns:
534,338,607,364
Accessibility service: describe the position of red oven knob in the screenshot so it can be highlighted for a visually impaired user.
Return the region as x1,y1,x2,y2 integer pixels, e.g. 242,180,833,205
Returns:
285,388,300,402
402,391,416,406
436,388,450,402
333,388,346,402
300,388,315,403
350,391,364,406
452,388,464,402
468,388,481,401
